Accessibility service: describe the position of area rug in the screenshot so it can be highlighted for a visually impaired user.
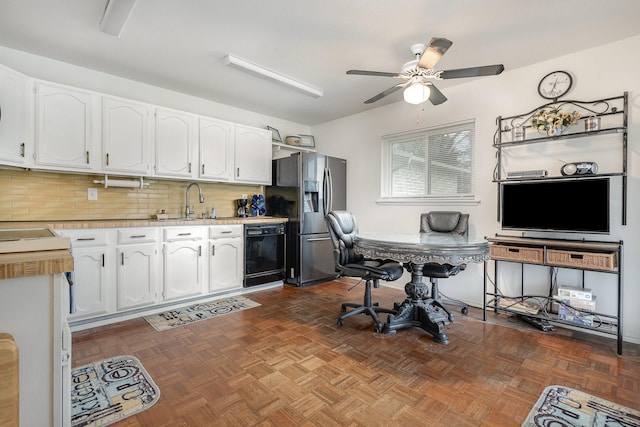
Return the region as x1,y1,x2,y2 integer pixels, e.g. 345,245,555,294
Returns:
522,385,640,426
143,295,261,331
71,355,160,427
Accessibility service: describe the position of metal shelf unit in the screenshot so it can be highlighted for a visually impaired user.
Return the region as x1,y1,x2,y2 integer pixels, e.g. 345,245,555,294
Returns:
485,235,624,354
494,92,628,224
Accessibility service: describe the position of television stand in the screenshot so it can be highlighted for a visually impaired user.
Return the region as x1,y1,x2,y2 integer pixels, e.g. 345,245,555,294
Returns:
485,235,623,354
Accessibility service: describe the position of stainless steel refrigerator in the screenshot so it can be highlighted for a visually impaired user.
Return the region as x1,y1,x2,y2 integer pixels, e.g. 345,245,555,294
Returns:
265,152,346,286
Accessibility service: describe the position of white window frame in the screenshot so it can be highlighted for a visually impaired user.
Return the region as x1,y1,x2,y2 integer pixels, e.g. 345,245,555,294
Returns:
378,119,480,206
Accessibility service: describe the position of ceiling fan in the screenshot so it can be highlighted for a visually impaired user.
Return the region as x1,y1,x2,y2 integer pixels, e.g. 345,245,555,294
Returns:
347,37,505,105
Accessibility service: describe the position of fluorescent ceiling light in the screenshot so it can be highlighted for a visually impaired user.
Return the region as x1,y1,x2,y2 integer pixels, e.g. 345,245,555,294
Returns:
100,0,137,38
223,54,324,98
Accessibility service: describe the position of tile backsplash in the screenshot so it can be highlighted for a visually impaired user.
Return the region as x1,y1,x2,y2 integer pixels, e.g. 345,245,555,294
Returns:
0,169,263,221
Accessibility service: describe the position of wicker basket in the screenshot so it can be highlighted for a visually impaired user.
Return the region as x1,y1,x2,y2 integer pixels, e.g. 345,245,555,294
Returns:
490,245,544,264
546,249,617,271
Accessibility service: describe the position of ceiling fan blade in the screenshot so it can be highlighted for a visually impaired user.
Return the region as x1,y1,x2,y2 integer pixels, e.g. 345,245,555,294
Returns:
439,64,505,79
347,69,399,77
364,83,405,104
418,37,453,69
428,83,447,105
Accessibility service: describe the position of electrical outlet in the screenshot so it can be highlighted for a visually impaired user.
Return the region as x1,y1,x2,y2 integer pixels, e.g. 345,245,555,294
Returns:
87,188,98,201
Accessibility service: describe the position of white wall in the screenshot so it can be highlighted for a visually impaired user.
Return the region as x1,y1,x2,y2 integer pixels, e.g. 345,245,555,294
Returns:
312,35,640,345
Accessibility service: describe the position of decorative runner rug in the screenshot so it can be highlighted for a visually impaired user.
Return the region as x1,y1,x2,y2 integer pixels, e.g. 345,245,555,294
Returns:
71,355,160,427
522,385,640,427
143,296,261,331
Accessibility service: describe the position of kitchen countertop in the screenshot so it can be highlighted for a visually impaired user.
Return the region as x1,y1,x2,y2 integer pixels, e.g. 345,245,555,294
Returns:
0,216,288,230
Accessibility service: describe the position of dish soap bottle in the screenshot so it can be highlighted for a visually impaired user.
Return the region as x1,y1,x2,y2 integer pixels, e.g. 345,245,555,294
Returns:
210,206,216,219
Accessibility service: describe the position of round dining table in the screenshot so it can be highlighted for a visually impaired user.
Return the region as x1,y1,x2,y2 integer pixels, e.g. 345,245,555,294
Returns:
354,231,489,344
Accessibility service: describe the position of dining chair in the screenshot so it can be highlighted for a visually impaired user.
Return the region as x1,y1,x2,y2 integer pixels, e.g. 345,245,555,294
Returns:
325,210,404,332
419,211,470,318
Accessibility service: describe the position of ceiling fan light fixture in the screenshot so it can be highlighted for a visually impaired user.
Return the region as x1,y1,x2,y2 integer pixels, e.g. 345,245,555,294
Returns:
403,81,430,105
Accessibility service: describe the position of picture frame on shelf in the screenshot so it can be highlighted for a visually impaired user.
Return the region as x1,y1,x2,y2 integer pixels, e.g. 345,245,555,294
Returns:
267,126,282,143
298,134,315,148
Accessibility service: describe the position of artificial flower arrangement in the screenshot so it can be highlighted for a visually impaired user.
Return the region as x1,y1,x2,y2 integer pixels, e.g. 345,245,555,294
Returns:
531,105,581,131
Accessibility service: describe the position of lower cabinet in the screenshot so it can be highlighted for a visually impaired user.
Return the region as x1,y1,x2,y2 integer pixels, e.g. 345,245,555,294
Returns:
162,226,206,301
57,228,115,321
57,223,270,327
116,228,159,310
209,225,243,293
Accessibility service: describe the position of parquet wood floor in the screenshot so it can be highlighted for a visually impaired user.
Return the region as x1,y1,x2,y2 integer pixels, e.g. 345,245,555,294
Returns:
72,279,640,426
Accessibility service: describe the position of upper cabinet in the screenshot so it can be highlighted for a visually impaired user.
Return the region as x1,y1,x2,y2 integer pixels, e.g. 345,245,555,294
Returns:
154,107,196,179
199,117,233,181
0,65,28,166
34,81,96,171
0,64,273,185
102,96,152,175
234,124,272,185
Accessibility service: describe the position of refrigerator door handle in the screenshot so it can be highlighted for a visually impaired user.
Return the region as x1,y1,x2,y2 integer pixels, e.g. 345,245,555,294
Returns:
323,167,333,214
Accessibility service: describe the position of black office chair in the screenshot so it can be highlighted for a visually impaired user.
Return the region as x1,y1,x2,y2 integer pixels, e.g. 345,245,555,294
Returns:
325,210,404,332
419,211,470,318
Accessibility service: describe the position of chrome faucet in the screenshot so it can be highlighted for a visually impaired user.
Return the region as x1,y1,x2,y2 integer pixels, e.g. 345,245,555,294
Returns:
185,182,205,218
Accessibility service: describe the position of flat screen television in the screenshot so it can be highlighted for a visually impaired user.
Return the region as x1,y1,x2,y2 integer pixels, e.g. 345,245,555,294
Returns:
501,178,610,234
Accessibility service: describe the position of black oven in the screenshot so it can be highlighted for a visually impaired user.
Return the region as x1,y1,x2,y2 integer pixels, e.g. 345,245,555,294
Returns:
244,223,286,287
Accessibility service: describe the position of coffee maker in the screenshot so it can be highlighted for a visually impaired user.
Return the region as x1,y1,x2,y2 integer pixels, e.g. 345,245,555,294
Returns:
236,198,248,217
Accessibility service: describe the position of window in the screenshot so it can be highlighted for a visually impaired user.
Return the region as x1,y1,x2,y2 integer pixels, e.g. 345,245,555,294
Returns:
380,119,477,204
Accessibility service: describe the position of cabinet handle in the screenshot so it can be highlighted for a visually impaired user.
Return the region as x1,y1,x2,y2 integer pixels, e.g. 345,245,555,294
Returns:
202,164,205,175
570,254,584,260
188,162,192,173
236,167,240,177
76,237,96,241
177,232,192,236
211,244,215,256
106,153,110,166
102,253,105,267
221,230,232,234
508,248,520,253
20,143,25,157
86,151,90,164
121,253,125,265
198,245,202,257
130,234,146,239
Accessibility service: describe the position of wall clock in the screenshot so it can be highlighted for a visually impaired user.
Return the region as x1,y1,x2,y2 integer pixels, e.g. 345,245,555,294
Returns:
537,70,572,100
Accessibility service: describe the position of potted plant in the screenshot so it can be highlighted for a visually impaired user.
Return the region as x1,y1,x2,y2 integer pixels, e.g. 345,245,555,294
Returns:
531,105,581,136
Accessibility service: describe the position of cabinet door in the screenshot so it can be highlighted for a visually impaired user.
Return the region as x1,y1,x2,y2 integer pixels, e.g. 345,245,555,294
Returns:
35,82,94,170
209,237,243,292
199,117,233,181
116,244,158,310
163,241,204,301
234,125,272,184
69,247,111,320
154,108,195,178
0,65,27,166
102,96,151,174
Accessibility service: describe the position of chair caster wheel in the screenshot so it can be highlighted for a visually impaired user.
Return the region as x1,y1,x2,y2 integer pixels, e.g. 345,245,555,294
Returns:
461,306,468,315
374,324,383,333
337,319,344,326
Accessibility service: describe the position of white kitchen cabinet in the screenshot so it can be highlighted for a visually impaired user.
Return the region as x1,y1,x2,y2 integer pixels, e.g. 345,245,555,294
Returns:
102,96,151,175
199,117,233,181
57,229,114,321
162,227,206,301
34,81,95,171
116,228,159,310
154,107,196,178
234,124,272,184
209,225,243,293
0,64,28,166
